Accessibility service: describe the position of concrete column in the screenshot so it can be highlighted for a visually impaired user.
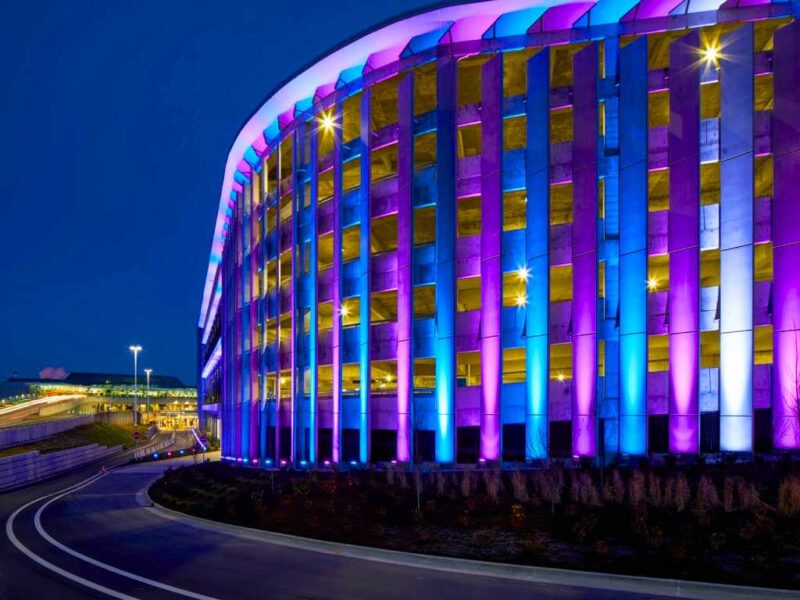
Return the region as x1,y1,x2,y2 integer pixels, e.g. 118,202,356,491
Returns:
772,20,800,449
571,42,599,458
525,48,550,459
619,36,648,456
480,53,503,461
435,55,457,463
668,30,701,454
719,23,754,452
359,90,371,463
396,73,414,463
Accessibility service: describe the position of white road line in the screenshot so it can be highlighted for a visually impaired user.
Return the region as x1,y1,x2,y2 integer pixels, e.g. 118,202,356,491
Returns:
34,474,217,600
6,468,218,600
5,474,138,600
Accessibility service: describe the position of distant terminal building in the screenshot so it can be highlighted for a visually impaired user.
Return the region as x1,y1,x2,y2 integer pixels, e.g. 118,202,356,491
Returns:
197,0,800,467
3,372,195,399
2,372,197,430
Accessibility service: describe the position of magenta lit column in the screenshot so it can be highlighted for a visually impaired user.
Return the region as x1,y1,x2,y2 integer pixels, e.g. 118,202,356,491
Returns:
571,42,598,458
249,180,260,461
668,30,700,454
480,53,502,461
772,21,800,449
331,103,344,463
396,73,413,463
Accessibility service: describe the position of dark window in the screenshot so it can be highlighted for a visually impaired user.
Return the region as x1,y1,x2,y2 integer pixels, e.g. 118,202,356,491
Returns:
648,415,669,454
371,429,396,462
266,426,276,460
457,426,480,463
279,427,291,460
318,428,333,462
503,424,525,462
414,430,435,462
343,428,360,462
700,412,720,453
754,408,772,454
549,421,571,458
598,419,606,458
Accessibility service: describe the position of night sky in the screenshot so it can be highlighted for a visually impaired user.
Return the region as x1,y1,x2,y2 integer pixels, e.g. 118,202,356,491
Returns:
0,0,439,386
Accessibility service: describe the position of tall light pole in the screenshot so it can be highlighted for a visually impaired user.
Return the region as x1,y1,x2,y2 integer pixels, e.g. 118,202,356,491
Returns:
129,345,142,425
144,368,152,421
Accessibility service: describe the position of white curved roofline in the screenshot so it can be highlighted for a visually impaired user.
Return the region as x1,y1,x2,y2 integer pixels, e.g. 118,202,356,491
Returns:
200,0,583,326
200,0,739,326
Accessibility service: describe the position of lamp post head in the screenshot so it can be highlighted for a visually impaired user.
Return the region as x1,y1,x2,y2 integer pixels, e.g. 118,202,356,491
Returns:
129,345,143,354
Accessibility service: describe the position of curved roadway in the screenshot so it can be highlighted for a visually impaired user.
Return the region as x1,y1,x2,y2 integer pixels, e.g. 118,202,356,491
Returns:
0,455,711,599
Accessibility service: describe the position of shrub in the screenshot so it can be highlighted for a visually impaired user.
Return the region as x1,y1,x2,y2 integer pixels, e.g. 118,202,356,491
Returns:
648,472,663,507
535,467,564,512
778,476,800,516
644,526,664,549
510,503,526,529
604,469,625,504
435,471,447,497
696,474,720,513
461,470,472,498
673,473,691,512
710,531,727,551
522,532,547,553
472,530,494,548
483,469,503,503
397,470,409,490
723,476,736,512
572,514,599,543
511,470,529,503
593,539,610,557
627,470,646,506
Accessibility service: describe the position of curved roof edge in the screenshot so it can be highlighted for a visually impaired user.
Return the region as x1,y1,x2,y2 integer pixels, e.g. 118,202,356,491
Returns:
199,0,765,327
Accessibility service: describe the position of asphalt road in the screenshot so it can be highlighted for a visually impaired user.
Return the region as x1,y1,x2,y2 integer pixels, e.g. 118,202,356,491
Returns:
0,452,679,600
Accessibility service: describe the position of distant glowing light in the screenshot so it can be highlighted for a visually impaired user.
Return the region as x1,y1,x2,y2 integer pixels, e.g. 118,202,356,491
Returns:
557,372,565,383
385,374,393,383
647,277,659,291
516,265,530,282
323,459,331,466
515,293,528,308
339,304,350,317
350,460,357,466
279,377,287,385
318,111,336,133
280,459,287,466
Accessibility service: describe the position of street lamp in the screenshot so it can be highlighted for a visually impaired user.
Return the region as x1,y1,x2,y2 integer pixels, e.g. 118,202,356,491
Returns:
144,368,152,419
129,345,142,425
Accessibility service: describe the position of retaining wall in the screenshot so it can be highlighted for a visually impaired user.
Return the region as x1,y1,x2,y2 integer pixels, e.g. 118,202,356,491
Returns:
0,414,96,449
0,443,122,491
0,411,134,449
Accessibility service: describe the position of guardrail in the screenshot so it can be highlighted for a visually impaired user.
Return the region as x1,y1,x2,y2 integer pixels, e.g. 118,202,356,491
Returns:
0,443,122,492
0,414,96,449
133,431,177,460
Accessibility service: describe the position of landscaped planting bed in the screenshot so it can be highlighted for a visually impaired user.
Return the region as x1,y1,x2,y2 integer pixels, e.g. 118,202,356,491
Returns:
150,459,800,589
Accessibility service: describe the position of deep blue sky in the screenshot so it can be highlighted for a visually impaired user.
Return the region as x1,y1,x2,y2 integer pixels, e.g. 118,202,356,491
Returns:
0,0,439,386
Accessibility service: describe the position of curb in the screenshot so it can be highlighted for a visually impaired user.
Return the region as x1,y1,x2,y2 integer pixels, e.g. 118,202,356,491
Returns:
140,481,800,600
